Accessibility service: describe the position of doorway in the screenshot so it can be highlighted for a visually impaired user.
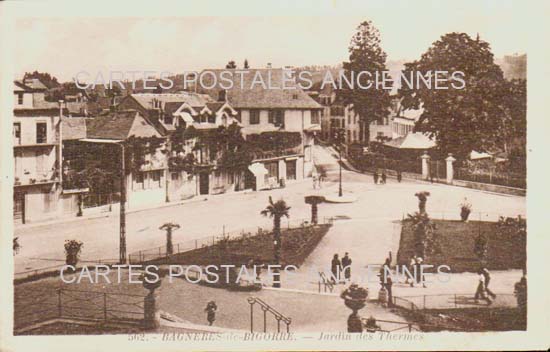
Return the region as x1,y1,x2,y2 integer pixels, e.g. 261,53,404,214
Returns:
199,172,210,195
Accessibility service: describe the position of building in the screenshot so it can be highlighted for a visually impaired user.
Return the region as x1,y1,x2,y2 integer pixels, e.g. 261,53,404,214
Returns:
198,68,323,189
13,80,63,224
77,110,172,209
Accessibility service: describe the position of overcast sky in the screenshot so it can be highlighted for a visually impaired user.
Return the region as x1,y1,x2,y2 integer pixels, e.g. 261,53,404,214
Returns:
13,1,528,82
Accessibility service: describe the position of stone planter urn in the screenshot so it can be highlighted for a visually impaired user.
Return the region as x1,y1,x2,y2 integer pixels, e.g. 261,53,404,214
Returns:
341,284,368,333
142,271,162,330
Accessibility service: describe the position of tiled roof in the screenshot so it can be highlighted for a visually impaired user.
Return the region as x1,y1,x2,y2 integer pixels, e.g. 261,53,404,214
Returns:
23,78,48,91
198,69,323,109
86,110,162,140
130,93,213,110
384,132,435,149
62,117,88,140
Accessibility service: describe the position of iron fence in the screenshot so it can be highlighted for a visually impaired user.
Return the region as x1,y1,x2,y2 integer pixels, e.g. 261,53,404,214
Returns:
14,287,145,331
455,168,526,189
392,293,517,311
128,217,334,264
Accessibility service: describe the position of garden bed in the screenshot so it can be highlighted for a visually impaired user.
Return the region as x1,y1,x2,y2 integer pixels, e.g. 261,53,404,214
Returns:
147,224,332,268
397,219,526,272
398,307,526,332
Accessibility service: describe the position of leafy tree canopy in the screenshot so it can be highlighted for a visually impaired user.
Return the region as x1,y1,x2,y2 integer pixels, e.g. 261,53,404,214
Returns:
399,32,508,159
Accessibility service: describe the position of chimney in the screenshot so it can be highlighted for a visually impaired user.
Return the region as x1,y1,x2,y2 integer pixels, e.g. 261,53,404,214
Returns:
218,89,226,102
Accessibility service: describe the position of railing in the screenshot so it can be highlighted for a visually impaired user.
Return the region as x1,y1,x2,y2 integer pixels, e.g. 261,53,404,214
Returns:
128,217,334,264
392,293,517,311
14,287,145,331
317,272,334,293
455,167,526,189
247,296,291,333
251,146,303,161
361,317,421,332
83,193,120,209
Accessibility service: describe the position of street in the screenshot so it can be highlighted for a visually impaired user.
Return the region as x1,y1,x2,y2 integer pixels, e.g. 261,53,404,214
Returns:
15,145,526,280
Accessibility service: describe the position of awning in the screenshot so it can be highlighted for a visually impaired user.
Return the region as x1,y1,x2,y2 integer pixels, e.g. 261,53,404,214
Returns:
248,162,268,176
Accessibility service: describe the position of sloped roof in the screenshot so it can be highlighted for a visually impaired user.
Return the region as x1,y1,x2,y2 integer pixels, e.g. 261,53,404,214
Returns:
23,78,48,91
86,110,162,140
130,93,213,110
384,132,435,149
198,69,323,109
62,117,88,140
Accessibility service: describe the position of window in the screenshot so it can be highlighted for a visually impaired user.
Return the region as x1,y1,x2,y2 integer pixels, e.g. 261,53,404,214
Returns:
152,170,162,187
17,92,24,105
235,110,242,122
13,123,21,145
208,114,215,123
171,172,179,181
268,110,284,126
36,122,47,144
135,172,144,190
347,130,351,142
249,110,260,124
311,110,320,124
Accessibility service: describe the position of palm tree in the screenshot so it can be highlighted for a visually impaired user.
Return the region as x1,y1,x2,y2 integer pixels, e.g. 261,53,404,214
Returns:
305,195,325,225
159,222,180,256
261,196,290,288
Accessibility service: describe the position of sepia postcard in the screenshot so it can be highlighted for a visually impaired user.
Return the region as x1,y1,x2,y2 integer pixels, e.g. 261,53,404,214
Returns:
0,0,549,351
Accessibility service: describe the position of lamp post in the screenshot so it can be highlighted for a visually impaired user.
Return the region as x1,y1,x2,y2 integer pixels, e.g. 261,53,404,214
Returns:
335,128,344,197
119,142,127,264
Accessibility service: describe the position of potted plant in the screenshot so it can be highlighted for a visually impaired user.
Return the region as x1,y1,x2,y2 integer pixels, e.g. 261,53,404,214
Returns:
364,316,381,332
341,283,369,333
64,239,83,269
460,200,472,221
414,191,430,214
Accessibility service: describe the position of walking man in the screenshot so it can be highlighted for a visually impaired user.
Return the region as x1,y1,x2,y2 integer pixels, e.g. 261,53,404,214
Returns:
341,252,352,281
406,255,417,286
415,256,427,288
397,170,402,183
381,171,387,184
475,270,493,305
373,171,379,184
204,301,218,326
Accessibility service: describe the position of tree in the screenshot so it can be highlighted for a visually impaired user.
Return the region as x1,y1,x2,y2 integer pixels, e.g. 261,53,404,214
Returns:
341,20,391,143
305,196,325,225
244,59,250,69
399,32,507,160
501,78,526,170
226,60,237,69
261,197,290,288
159,222,180,256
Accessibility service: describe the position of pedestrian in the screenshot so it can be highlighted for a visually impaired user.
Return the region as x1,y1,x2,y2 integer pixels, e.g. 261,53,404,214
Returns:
204,301,218,326
381,171,387,184
312,174,318,190
415,256,426,288
406,255,416,286
475,270,492,305
331,253,342,284
397,170,402,183
373,171,379,185
481,267,497,299
379,258,393,307
341,252,352,281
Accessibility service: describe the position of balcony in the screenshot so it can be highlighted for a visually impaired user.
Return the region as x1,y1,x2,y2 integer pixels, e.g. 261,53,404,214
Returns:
251,145,303,161
14,170,59,188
